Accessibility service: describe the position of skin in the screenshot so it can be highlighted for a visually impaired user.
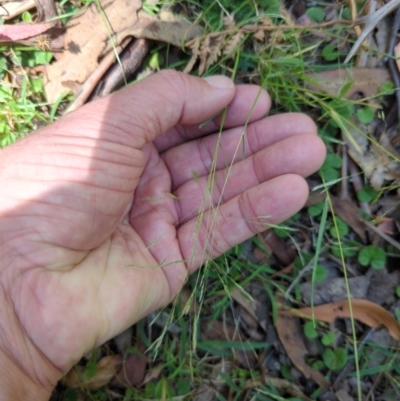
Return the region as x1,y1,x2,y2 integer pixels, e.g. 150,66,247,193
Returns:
0,71,326,399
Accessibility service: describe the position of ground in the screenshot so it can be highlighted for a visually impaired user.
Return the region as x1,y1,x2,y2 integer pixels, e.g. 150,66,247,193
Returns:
1,0,400,400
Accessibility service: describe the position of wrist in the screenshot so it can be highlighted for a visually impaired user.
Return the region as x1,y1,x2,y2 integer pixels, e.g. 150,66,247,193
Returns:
0,347,53,401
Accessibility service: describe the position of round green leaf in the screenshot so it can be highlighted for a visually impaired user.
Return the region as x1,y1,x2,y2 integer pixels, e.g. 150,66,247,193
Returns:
358,245,386,269
356,107,375,124
331,240,361,258
308,201,325,217
314,265,327,283
306,7,325,23
329,217,349,239
321,331,336,346
304,321,318,339
312,360,325,370
84,360,97,378
322,44,338,61
357,186,378,203
323,347,347,370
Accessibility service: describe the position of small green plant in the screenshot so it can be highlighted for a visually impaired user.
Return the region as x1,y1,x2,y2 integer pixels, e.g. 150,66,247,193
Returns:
306,7,325,23
331,240,361,258
321,331,336,346
313,265,327,283
329,217,349,238
322,44,339,61
323,347,347,370
396,285,400,298
357,186,379,203
356,107,375,124
320,154,342,182
358,245,386,269
304,321,318,339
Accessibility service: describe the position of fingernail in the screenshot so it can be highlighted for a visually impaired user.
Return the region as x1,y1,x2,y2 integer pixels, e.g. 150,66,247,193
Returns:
203,75,234,90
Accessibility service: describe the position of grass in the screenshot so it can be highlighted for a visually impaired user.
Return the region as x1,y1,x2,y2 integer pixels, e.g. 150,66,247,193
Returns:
2,0,400,400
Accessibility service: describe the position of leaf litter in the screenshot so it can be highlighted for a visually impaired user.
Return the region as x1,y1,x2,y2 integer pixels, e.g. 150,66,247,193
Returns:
3,0,400,399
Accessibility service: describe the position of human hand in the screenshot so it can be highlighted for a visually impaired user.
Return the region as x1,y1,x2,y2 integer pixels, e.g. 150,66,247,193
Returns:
0,71,325,399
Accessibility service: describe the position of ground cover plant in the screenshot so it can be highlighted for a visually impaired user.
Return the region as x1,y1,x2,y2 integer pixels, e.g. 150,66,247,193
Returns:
1,0,400,400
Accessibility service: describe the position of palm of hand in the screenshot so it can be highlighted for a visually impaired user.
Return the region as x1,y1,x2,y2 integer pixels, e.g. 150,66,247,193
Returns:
0,71,325,388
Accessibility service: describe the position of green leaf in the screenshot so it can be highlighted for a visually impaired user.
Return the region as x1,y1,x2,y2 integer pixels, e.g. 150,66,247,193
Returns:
304,321,318,339
358,245,386,269
396,285,400,298
331,240,361,257
322,154,342,169
63,388,79,401
379,82,395,95
322,44,338,61
356,107,375,124
357,186,378,203
313,265,327,283
308,201,325,217
176,378,191,395
321,332,336,346
321,168,339,182
84,360,97,378
323,347,347,370
329,217,349,238
306,7,325,23
342,7,351,20
22,11,33,22
311,360,325,370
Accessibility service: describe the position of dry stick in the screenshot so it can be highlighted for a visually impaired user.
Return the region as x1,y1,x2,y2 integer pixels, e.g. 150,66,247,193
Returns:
34,0,57,22
92,38,151,99
65,37,131,114
340,143,350,201
349,0,362,37
388,7,400,125
363,219,400,251
0,0,36,19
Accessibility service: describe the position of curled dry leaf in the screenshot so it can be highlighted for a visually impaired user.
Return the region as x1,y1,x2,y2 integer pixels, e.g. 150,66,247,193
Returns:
276,314,331,390
44,0,202,103
0,0,36,20
64,355,122,389
0,21,55,42
306,67,391,98
281,298,400,341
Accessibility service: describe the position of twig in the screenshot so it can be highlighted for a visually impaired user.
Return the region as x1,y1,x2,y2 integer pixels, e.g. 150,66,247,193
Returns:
363,219,400,251
92,38,151,99
388,6,400,124
345,0,400,63
349,0,362,37
340,143,350,201
64,37,131,114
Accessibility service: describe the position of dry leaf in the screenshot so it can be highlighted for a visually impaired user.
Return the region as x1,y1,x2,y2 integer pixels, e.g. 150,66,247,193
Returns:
258,229,296,266
44,0,202,103
0,0,36,20
282,298,400,341
112,352,147,388
64,355,122,389
245,377,313,401
331,196,366,242
276,314,331,390
0,21,55,42
231,287,265,331
306,67,391,98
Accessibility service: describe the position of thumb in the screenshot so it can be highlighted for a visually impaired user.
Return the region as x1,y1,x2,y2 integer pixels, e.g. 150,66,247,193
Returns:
72,70,235,149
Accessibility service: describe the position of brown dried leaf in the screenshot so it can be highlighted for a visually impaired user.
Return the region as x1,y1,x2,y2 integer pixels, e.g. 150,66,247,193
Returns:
0,21,55,42
64,355,122,389
276,314,331,390
306,67,391,98
0,0,36,20
112,352,147,388
331,196,366,242
44,0,202,103
231,287,260,330
282,299,400,341
253,29,265,41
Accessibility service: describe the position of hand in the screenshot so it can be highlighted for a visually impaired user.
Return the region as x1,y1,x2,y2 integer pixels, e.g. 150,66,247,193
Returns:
0,71,325,398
